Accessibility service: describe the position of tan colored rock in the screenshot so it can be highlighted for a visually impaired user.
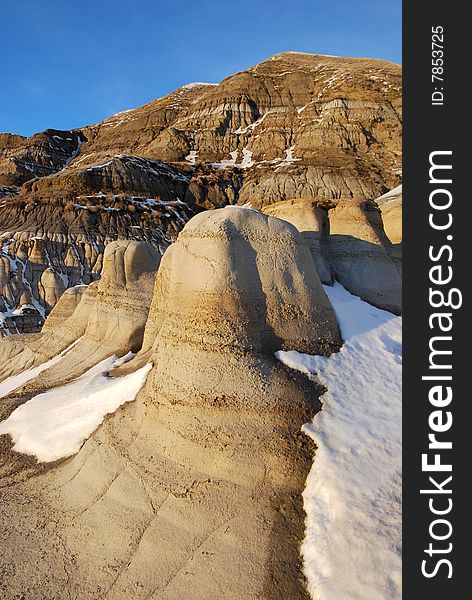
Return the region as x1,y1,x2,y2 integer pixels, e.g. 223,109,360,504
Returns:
0,207,340,599
41,284,87,332
0,283,98,382
2,52,402,333
262,198,333,284
326,199,402,313
0,198,196,335
0,241,160,390
39,268,67,311
377,184,402,244
3,53,401,207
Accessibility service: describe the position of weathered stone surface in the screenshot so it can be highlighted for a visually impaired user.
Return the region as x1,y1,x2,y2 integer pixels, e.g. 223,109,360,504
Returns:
0,129,85,187
0,240,160,389
0,207,340,599
376,184,402,244
2,53,401,207
261,195,402,313
262,198,333,284
0,195,198,335
1,52,402,333
326,199,402,313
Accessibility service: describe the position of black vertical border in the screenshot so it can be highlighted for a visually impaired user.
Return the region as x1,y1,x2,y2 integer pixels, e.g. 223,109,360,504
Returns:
403,2,467,598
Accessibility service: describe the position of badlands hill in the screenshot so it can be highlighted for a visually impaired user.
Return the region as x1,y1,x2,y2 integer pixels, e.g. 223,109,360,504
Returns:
1,52,401,334
1,53,401,205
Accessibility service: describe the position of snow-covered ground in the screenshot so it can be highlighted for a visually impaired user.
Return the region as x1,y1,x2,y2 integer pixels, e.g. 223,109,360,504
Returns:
277,283,402,600
0,355,151,462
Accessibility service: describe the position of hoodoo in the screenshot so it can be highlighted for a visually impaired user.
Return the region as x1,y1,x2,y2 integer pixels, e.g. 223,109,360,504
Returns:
326,198,402,313
0,207,341,599
0,240,160,390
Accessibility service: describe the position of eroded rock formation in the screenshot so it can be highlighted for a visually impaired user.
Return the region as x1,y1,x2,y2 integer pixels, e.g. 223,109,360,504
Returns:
262,196,402,313
326,199,402,313
262,198,333,284
0,208,340,599
0,195,197,335
1,52,402,334
0,240,160,388
376,184,402,245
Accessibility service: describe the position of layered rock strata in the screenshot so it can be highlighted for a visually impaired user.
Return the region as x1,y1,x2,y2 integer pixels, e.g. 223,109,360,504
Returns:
376,184,402,245
0,195,196,335
0,240,160,389
2,53,402,207
262,196,401,313
262,198,333,284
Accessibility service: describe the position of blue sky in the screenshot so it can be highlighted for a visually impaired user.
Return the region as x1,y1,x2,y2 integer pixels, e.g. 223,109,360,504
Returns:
0,0,401,137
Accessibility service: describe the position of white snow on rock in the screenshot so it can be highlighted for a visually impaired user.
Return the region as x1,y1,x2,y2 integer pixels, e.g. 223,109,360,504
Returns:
181,82,217,90
234,112,269,134
185,150,198,164
376,184,402,204
276,283,402,600
0,339,82,399
0,355,151,462
212,148,254,169
240,148,254,168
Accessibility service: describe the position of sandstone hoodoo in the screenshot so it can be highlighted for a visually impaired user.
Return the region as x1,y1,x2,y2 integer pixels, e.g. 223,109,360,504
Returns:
376,184,402,245
326,198,402,314
0,194,197,336
262,196,402,313
0,207,341,598
0,49,403,600
262,197,333,284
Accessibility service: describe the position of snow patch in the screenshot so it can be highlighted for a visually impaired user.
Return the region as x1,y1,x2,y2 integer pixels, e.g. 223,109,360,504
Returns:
185,150,198,164
212,148,254,169
276,283,402,600
377,184,402,203
234,112,269,134
181,82,217,90
0,355,152,462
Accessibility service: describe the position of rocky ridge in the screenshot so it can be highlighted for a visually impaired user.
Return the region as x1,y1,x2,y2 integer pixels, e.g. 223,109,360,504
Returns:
3,53,401,206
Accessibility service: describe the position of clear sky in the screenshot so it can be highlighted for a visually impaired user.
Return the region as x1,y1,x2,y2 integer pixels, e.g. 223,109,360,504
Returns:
0,0,401,137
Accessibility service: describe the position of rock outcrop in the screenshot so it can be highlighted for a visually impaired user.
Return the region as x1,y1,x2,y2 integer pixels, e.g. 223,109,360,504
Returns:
0,208,340,599
1,52,402,333
0,240,160,389
376,184,402,245
0,194,197,335
262,196,402,313
262,198,333,284
0,129,86,186
326,199,402,313
2,53,401,206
